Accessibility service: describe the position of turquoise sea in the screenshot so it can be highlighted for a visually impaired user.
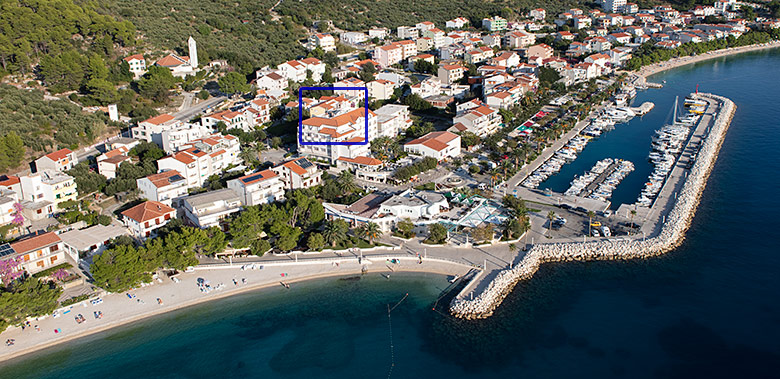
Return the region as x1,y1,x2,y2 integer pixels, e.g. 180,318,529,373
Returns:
2,48,780,378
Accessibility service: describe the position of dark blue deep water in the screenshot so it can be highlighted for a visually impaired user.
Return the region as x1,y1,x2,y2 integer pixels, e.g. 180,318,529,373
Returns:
2,48,780,379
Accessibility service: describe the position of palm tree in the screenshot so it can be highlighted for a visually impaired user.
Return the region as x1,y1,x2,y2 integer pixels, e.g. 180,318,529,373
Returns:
337,170,357,194
587,210,596,237
357,222,381,244
547,210,556,236
630,209,637,235
508,243,517,255
323,220,348,247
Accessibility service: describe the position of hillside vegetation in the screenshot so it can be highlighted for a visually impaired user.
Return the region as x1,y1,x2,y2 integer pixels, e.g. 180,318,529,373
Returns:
0,0,135,77
101,0,308,74
0,84,111,155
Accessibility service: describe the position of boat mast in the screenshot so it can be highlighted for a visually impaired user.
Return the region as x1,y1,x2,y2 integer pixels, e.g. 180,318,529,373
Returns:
673,96,678,123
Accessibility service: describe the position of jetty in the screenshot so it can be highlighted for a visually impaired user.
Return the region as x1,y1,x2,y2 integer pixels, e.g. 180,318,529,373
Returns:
450,93,736,319
630,101,655,116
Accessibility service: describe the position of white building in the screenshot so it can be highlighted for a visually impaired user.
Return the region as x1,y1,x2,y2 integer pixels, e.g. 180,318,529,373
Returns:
7,232,70,275
272,157,322,190
156,134,241,187
333,77,366,98
309,33,336,51
378,190,449,220
123,54,147,78
530,8,547,21
180,188,242,229
254,71,287,92
277,58,325,83
397,26,419,40
201,110,251,132
19,171,77,211
137,170,191,205
340,32,369,45
603,0,627,13
298,108,374,163
367,79,397,100
60,224,130,262
228,169,285,206
121,201,176,239
446,17,469,29
132,114,213,153
404,131,461,160
35,148,76,173
374,104,412,138
450,101,503,137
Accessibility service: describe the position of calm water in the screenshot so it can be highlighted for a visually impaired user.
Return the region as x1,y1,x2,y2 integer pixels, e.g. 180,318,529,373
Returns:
3,48,780,378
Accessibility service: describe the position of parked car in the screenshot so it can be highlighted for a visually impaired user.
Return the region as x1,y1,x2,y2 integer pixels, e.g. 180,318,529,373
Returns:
591,229,600,237
600,226,611,237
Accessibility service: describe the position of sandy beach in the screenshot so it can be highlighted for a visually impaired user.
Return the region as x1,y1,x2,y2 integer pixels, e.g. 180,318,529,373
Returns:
636,40,780,79
0,254,470,363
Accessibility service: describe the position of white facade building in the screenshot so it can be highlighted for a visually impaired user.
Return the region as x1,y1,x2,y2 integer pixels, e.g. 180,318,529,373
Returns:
228,169,285,206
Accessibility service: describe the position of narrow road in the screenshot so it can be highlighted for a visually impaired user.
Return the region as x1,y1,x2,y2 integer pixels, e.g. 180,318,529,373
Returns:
173,95,226,121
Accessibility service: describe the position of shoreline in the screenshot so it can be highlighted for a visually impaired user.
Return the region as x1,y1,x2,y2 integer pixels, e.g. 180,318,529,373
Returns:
0,256,469,364
636,40,780,80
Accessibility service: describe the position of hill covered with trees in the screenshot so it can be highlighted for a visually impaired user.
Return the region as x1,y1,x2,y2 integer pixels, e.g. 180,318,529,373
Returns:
0,0,135,78
0,84,114,157
100,0,308,75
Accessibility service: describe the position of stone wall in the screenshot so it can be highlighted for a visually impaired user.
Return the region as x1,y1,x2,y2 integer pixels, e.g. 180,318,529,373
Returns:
450,94,736,319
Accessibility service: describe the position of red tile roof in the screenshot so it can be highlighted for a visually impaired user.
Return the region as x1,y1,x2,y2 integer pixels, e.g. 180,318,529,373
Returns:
44,148,73,162
10,232,61,254
121,201,175,223
144,170,185,188
405,131,459,152
156,54,189,67
337,156,383,166
123,54,145,62
143,114,175,125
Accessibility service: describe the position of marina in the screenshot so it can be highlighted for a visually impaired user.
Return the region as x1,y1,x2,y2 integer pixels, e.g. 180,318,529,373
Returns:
452,92,735,319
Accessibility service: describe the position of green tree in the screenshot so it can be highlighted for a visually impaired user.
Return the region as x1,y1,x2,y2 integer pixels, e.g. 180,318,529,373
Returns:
547,210,556,235
307,233,326,251
425,223,448,244
138,66,177,103
198,89,210,100
395,218,415,238
587,210,596,237
322,219,349,247
0,278,62,333
68,162,107,195
218,72,250,95
91,243,155,293
357,222,381,244
85,78,119,105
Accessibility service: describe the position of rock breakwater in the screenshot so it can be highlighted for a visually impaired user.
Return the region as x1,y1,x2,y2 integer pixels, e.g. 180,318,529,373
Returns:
450,94,736,319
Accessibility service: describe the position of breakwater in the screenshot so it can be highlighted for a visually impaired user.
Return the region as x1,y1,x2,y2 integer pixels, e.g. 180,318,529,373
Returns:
450,93,735,319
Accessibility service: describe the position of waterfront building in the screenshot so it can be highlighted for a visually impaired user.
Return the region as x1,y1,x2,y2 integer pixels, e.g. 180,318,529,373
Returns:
180,188,242,229
7,232,70,275
227,169,285,206
121,201,176,239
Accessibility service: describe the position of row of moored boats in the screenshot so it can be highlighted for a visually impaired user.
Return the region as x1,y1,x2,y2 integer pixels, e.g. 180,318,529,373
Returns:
637,95,702,207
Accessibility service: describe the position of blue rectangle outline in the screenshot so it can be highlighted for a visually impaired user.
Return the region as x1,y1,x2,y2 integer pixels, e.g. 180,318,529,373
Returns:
298,86,369,146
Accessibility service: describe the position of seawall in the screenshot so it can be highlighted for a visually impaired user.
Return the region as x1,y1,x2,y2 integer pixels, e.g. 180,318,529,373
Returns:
449,93,736,319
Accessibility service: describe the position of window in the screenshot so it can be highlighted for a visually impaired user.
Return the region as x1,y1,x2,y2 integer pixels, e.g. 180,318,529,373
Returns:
50,256,57,263
37,261,45,268
156,218,160,225
23,254,30,262
164,214,171,220
37,209,43,214
145,231,151,237
50,244,59,252
145,221,150,228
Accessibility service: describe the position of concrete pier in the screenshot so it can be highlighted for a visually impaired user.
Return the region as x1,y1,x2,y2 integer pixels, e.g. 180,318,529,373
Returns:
450,93,736,319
